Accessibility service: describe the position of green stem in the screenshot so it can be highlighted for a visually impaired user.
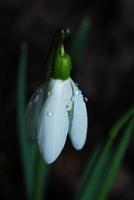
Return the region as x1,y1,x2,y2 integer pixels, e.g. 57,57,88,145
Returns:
33,152,48,200
98,117,134,200
17,43,32,199
76,107,134,200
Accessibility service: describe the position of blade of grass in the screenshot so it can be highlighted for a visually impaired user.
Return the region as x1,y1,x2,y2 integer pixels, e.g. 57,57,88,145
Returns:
33,151,48,200
74,143,103,200
17,43,37,199
76,108,134,200
17,43,32,199
97,117,134,200
71,18,91,67
78,143,112,200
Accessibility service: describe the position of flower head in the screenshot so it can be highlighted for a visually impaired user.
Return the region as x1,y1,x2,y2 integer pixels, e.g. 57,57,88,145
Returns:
25,41,88,164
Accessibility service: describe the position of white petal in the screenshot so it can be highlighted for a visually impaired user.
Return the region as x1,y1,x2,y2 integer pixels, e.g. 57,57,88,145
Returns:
37,79,70,164
69,79,88,150
25,84,46,139
49,78,72,100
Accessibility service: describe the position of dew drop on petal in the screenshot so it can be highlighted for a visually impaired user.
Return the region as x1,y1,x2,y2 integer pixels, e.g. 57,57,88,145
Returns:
47,112,53,117
47,91,52,96
85,97,88,102
75,90,80,96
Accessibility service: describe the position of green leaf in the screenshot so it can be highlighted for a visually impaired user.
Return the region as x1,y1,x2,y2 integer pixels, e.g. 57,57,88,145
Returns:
17,43,47,200
33,151,48,200
17,43,36,199
71,18,91,67
75,108,134,200
77,142,112,200
97,117,134,200
74,143,103,200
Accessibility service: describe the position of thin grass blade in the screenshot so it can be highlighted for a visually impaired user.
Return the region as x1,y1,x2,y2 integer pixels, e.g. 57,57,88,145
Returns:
33,151,48,200
71,18,91,67
74,143,103,200
17,43,33,199
17,43,48,200
97,117,134,200
76,108,134,200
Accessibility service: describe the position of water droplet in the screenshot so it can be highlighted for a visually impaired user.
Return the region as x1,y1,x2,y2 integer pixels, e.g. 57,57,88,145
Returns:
47,112,53,117
61,29,64,34
75,90,80,96
85,97,88,102
66,29,70,34
47,91,51,96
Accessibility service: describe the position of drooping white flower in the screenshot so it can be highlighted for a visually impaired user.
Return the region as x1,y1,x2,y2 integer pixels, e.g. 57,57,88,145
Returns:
25,42,88,164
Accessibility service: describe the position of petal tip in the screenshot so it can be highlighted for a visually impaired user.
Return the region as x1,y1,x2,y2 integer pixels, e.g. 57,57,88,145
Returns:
72,141,86,151
38,141,61,164
43,149,62,164
45,156,57,164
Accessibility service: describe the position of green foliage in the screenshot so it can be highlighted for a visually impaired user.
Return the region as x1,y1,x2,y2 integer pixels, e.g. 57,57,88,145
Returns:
71,21,134,200
75,108,134,200
33,151,48,200
71,18,91,67
98,117,134,200
17,43,47,200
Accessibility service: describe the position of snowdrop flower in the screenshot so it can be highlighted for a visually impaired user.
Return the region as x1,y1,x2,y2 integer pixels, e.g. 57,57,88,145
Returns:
25,43,88,164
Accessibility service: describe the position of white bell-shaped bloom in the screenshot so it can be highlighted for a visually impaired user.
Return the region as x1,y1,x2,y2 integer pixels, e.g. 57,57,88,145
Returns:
26,78,88,164
25,40,88,164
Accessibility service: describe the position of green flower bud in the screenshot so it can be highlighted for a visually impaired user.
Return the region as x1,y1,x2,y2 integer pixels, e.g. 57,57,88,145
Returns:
52,43,72,80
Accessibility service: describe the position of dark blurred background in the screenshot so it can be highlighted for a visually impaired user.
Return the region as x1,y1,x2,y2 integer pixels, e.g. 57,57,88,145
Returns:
0,0,134,199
